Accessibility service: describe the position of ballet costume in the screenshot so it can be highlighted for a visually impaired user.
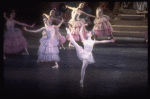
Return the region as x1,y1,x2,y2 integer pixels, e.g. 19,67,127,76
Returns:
38,25,60,62
92,12,114,38
3,20,28,53
55,27,66,47
66,11,88,41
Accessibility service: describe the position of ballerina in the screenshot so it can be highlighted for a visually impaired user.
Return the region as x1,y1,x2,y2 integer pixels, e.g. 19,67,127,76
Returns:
66,24,115,87
65,2,96,47
92,6,114,40
24,15,64,68
43,9,66,49
3,10,35,59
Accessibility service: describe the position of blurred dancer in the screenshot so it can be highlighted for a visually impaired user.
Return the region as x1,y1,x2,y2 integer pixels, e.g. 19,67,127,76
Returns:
3,10,34,59
65,2,96,47
66,24,115,87
93,6,114,40
24,15,64,68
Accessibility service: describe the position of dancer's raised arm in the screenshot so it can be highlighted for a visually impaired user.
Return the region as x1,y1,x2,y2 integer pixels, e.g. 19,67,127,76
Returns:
15,20,35,28
94,39,115,44
66,5,77,10
80,10,96,18
54,18,64,28
23,27,46,33
3,12,9,20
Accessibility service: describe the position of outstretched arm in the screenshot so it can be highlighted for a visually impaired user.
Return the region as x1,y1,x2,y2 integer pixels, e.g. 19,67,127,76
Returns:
3,12,9,20
15,20,35,28
23,27,45,33
66,5,77,10
80,10,96,18
54,18,64,28
94,39,115,44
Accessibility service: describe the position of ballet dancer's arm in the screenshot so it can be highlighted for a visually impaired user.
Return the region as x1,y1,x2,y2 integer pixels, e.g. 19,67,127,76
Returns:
23,27,46,33
66,5,77,10
3,12,9,20
80,10,96,18
54,18,64,28
94,39,115,44
15,20,35,28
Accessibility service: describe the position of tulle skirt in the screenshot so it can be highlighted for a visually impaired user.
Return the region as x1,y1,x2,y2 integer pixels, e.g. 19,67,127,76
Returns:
3,28,28,53
93,15,113,37
66,19,88,41
38,37,60,62
76,45,95,64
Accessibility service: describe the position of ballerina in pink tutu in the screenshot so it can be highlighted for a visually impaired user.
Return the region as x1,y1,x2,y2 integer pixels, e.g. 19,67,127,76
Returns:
66,24,115,87
24,15,64,68
92,6,114,40
3,10,35,59
65,2,96,47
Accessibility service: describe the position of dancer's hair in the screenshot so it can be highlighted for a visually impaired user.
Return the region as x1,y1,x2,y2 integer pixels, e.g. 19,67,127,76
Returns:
96,6,103,18
78,2,85,9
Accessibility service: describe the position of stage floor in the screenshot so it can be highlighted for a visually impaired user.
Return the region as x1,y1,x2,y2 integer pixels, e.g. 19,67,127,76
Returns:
3,27,148,98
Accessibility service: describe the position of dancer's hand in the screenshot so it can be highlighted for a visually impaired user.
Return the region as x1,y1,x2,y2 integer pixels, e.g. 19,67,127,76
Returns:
83,23,88,26
31,23,35,28
23,27,27,31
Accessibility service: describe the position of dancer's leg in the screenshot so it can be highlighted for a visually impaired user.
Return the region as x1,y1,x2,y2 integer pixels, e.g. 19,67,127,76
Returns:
61,44,65,50
52,61,59,68
80,59,89,87
68,41,74,47
3,53,6,59
22,47,29,55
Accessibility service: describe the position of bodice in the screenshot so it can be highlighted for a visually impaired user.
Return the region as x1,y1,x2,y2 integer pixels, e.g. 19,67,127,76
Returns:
71,10,81,21
83,40,94,53
46,25,56,39
6,20,15,31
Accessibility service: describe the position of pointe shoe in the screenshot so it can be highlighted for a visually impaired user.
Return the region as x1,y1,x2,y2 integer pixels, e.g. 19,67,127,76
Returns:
80,80,84,87
52,65,59,68
22,52,29,55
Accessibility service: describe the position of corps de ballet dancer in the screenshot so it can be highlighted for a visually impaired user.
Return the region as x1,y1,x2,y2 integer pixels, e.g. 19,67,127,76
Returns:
43,9,66,49
66,24,115,87
92,6,114,40
3,10,35,59
23,15,64,69
65,2,96,47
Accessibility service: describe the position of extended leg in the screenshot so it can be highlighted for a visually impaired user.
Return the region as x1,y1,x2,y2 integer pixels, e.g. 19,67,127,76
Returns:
22,47,29,55
80,60,89,87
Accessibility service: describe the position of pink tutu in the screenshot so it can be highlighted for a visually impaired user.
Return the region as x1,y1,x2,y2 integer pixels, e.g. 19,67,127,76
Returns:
3,28,28,53
58,36,66,46
67,19,88,41
93,15,113,37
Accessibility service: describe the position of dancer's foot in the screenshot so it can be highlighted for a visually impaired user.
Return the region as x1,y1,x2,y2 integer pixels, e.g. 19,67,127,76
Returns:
22,52,29,55
80,80,84,87
52,65,59,68
68,44,74,47
59,47,62,49
3,56,6,60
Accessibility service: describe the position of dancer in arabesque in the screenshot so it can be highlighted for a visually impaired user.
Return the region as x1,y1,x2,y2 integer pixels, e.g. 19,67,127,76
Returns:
3,10,35,59
66,24,115,87
65,2,96,47
24,15,64,68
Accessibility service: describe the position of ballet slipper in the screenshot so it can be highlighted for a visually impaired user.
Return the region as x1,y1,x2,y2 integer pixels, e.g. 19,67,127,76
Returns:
52,65,59,68
80,80,84,87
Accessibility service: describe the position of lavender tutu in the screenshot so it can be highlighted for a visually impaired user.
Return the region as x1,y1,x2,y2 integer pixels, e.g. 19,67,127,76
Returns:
38,26,60,62
93,15,113,37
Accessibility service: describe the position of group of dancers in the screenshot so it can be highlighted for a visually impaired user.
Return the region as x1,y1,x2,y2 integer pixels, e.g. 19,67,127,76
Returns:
3,2,115,87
